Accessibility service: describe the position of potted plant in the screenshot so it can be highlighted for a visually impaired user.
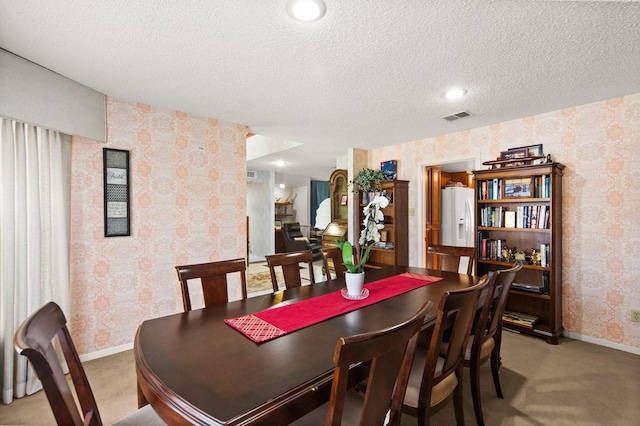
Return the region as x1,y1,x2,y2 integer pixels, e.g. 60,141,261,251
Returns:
337,194,389,297
350,168,387,194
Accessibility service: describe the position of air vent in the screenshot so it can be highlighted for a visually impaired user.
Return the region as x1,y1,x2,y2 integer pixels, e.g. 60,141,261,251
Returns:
442,111,473,122
246,170,258,181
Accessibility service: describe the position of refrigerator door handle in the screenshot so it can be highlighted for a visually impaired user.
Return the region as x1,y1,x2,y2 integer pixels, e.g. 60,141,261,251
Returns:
464,199,473,246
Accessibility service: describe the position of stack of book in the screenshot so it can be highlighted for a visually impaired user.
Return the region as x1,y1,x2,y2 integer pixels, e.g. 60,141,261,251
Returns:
502,311,540,329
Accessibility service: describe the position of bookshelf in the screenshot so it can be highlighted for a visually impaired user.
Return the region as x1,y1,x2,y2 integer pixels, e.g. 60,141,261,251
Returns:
360,180,409,268
473,163,564,344
275,201,293,219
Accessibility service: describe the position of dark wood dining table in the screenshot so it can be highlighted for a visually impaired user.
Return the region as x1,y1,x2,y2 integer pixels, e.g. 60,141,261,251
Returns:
134,265,479,425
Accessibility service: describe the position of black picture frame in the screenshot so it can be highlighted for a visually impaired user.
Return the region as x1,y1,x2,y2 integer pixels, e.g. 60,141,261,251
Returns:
508,143,543,157
103,148,131,237
500,148,528,160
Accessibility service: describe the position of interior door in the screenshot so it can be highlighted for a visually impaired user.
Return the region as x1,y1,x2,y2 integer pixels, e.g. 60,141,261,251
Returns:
424,166,441,266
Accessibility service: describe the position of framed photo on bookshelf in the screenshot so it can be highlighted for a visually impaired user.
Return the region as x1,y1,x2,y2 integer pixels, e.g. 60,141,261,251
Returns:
500,148,528,160
509,143,543,157
504,178,532,197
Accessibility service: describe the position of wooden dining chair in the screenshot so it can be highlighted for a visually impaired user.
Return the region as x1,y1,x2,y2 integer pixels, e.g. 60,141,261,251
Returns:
290,300,434,426
402,274,490,426
465,261,522,426
426,244,476,275
175,257,248,312
265,250,316,292
13,302,165,426
321,246,348,280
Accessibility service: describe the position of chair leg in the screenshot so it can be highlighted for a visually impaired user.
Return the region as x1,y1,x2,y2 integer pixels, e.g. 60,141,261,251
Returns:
490,348,504,399
453,376,465,426
470,363,485,426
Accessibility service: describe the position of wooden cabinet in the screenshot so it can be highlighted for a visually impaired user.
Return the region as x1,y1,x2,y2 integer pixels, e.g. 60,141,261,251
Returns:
323,169,349,248
360,180,409,267
329,169,349,224
473,163,564,344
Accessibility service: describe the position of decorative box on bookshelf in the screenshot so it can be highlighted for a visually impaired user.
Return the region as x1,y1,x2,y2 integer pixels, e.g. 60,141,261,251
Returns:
474,162,564,344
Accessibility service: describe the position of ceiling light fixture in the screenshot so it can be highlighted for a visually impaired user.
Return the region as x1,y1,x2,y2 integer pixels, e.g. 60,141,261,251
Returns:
276,160,286,167
445,88,467,100
286,0,326,22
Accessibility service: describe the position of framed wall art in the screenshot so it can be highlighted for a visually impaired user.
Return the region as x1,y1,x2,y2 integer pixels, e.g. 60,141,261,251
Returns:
500,148,528,160
103,148,130,237
509,143,543,157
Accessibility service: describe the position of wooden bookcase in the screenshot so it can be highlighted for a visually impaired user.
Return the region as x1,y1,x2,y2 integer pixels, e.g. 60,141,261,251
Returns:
360,180,409,267
473,163,564,344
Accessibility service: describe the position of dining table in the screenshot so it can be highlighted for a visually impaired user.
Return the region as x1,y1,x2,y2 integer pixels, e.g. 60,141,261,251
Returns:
134,265,480,425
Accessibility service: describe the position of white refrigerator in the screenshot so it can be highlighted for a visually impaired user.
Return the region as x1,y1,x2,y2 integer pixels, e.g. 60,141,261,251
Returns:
440,186,475,247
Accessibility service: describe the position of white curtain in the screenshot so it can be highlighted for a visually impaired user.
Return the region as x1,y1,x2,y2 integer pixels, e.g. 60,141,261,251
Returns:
0,117,71,404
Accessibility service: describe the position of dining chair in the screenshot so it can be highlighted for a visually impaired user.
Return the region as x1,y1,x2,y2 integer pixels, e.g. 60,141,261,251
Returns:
402,274,490,426
175,257,248,312
321,246,348,280
426,244,476,275
13,302,165,426
265,250,316,292
290,300,434,426
465,261,522,426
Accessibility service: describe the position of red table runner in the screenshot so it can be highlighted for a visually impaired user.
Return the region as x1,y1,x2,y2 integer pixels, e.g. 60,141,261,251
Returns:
225,272,442,343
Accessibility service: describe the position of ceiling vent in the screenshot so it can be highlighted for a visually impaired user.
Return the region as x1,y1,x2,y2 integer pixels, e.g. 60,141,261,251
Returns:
442,111,473,122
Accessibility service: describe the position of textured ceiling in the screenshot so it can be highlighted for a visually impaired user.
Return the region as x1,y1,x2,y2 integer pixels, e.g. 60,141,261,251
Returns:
1,1,639,181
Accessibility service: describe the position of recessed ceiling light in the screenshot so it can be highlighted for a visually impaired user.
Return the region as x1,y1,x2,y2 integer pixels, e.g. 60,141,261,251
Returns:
276,160,286,167
286,0,326,22
445,88,467,100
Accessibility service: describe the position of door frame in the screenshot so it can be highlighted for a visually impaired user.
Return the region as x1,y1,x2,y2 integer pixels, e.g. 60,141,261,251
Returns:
416,154,481,267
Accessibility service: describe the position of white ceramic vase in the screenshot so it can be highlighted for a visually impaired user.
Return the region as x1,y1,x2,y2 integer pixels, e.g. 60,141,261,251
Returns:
345,271,365,296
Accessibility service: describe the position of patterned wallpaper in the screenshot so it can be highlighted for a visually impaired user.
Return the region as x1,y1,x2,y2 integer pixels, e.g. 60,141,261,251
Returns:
370,94,640,349
70,98,247,355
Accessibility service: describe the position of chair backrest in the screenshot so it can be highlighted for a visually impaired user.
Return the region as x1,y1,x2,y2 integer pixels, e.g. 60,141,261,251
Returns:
472,262,523,355
426,244,476,275
282,221,304,239
265,250,316,292
327,300,434,426
14,302,103,426
175,258,248,312
321,246,347,280
417,275,489,412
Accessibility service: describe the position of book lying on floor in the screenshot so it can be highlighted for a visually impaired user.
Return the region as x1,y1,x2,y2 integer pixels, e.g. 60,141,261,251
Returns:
502,311,540,329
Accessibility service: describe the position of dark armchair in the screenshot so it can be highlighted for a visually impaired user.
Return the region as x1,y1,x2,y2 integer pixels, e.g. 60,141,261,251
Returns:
282,222,322,260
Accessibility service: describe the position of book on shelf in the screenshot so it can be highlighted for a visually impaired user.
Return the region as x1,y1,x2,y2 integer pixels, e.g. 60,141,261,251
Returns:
373,242,394,249
504,211,516,228
538,205,546,228
512,282,545,294
540,243,550,267
503,310,540,329
542,271,550,294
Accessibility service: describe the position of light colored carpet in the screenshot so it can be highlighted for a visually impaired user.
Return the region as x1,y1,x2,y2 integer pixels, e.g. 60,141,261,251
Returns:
2,331,638,425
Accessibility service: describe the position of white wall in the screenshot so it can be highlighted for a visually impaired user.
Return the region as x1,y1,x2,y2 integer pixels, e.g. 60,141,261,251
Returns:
247,171,273,262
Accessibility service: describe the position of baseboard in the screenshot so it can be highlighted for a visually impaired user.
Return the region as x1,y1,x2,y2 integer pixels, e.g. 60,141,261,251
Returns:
79,342,133,362
563,330,640,355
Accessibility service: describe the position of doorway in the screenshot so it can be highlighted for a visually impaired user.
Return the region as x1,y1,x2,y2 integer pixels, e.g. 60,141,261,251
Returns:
418,156,479,267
